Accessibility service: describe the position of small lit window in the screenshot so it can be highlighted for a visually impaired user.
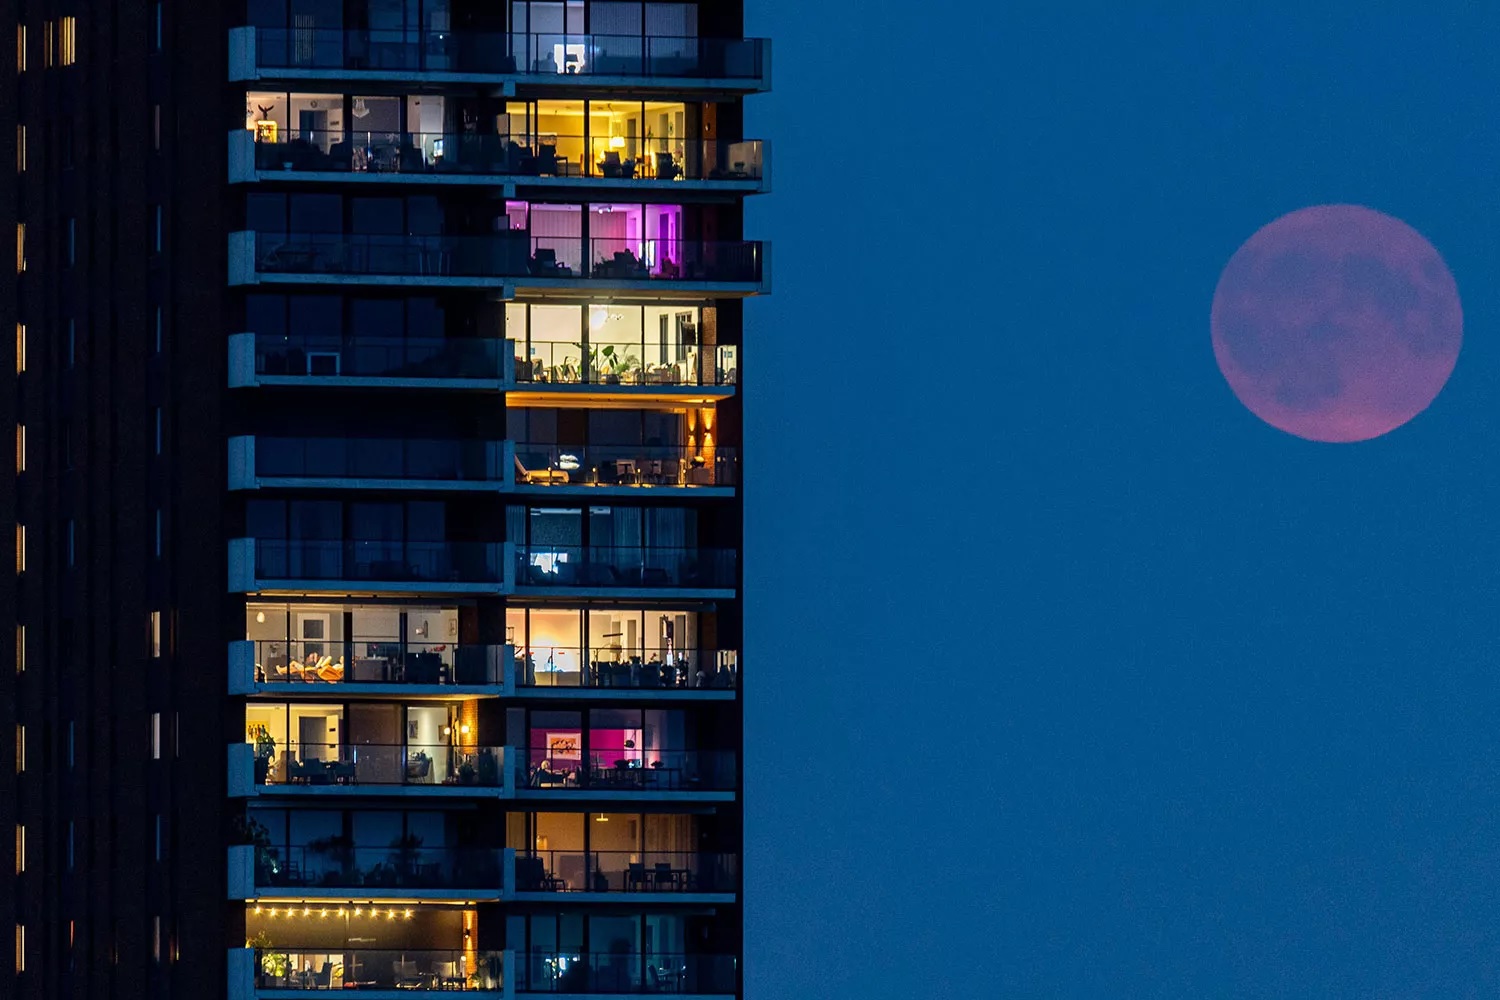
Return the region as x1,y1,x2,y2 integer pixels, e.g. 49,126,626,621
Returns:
59,16,75,66
14,524,24,574
151,712,160,759
16,25,25,73
14,923,23,973
152,915,160,962
15,124,23,171
15,222,24,272
14,625,23,674
41,20,51,67
149,611,161,658
13,825,22,874
14,725,23,773
15,322,24,373
15,425,23,473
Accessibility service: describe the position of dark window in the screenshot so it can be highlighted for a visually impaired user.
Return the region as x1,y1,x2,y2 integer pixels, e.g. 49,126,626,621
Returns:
246,193,288,232
246,294,288,338
289,194,341,233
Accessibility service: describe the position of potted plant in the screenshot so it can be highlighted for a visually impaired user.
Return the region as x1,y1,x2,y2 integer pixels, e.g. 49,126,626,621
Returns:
231,815,279,883
248,930,289,987
249,725,277,784
307,833,356,885
457,761,478,785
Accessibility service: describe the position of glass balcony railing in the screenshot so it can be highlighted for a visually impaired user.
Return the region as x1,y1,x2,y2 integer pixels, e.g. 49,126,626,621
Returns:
254,437,506,482
515,647,738,690
255,743,506,787
522,748,736,792
515,545,736,589
515,343,736,387
251,27,766,81
516,850,737,894
252,948,505,991
252,130,765,181
513,444,735,488
520,952,736,994
250,539,505,584
249,232,765,284
255,334,508,381
250,639,505,686
256,844,504,890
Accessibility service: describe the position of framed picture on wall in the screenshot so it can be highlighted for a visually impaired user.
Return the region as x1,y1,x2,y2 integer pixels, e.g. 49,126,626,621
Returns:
407,721,420,741
548,733,581,761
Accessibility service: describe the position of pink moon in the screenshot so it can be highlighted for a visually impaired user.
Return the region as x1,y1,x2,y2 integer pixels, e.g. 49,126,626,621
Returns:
1210,204,1463,443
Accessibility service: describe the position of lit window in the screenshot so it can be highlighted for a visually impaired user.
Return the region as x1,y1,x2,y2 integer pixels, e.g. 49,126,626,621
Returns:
14,923,23,973
15,222,24,272
14,524,24,574
16,25,25,73
14,625,23,674
41,20,51,67
15,425,22,473
151,712,160,759
15,124,23,171
59,16,74,66
14,725,23,772
152,915,160,962
15,322,24,373
149,610,161,658
13,825,22,874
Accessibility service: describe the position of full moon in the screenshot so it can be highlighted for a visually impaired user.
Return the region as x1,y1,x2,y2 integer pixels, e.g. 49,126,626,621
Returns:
1210,204,1463,443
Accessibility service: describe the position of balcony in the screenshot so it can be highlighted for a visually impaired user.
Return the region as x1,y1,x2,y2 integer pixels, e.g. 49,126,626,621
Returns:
515,849,736,901
516,748,736,803
228,538,512,595
231,129,768,194
229,332,513,390
229,842,509,901
515,343,735,398
512,444,735,496
228,640,510,695
228,741,517,799
229,436,510,492
228,946,510,997
518,952,735,996
228,231,767,295
513,647,737,700
514,546,735,598
229,26,771,91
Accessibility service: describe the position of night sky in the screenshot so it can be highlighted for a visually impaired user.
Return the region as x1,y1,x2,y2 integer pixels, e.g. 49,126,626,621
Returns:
743,9,1500,998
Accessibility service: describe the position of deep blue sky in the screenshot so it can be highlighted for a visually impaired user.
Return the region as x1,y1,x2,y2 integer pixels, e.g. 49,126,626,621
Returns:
743,10,1500,998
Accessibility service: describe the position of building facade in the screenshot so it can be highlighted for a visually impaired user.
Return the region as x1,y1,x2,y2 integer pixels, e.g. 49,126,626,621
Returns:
3,2,765,996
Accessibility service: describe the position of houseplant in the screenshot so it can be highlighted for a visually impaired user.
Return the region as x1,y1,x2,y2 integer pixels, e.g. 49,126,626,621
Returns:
249,725,277,784
249,930,289,986
307,833,356,885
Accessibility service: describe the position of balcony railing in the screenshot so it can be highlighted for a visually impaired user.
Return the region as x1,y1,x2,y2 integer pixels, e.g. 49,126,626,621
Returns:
248,639,506,686
515,546,736,590
248,539,505,584
515,647,738,690
520,952,736,995
513,444,735,488
247,231,765,285
252,436,507,483
256,743,507,787
256,844,504,890
248,27,767,81
517,850,736,894
250,948,506,991
250,129,764,182
516,343,735,387
251,333,509,381
522,748,736,792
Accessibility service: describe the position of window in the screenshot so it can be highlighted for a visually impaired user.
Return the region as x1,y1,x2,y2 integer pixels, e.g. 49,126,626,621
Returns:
14,524,23,573
15,124,23,171
16,24,25,72
15,425,22,473
59,16,74,65
14,725,23,772
14,625,23,674
151,713,161,759
154,407,162,454
152,916,160,962
149,611,161,657
14,323,23,373
42,20,51,66
152,4,161,50
15,222,24,272
14,924,22,973
13,825,21,874
154,307,162,353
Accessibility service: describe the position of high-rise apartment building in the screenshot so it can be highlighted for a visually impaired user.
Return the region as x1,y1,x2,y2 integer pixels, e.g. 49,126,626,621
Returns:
2,4,765,996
